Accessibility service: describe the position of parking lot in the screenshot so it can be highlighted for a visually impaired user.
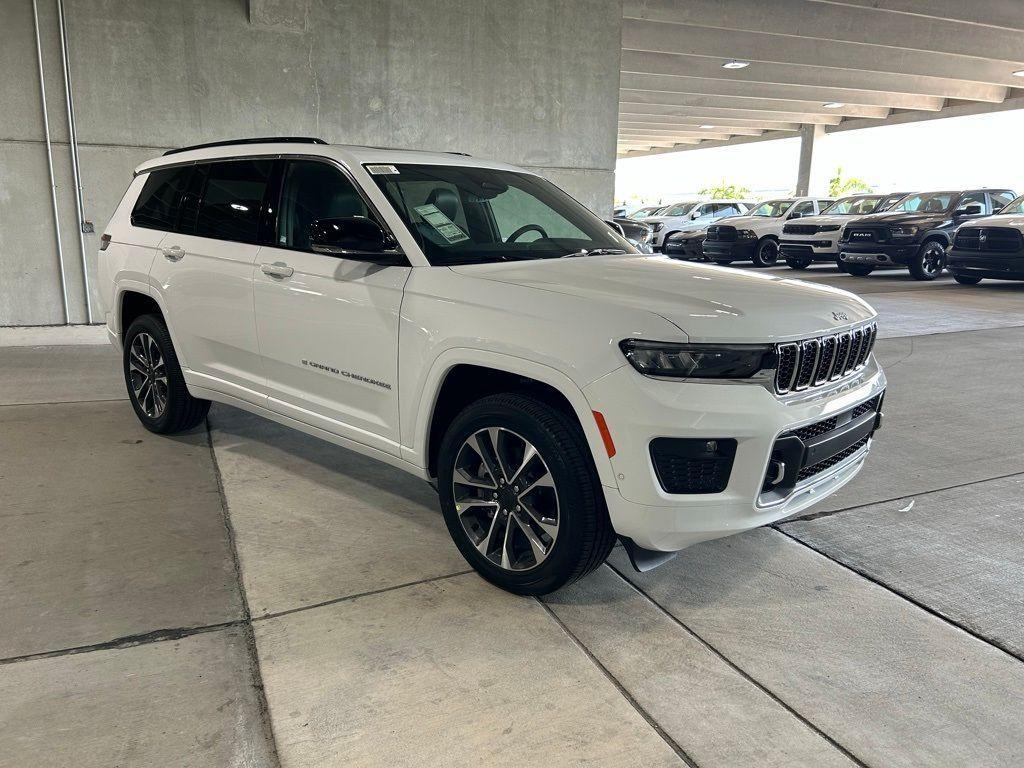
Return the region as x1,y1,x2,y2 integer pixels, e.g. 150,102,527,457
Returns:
1,266,1021,767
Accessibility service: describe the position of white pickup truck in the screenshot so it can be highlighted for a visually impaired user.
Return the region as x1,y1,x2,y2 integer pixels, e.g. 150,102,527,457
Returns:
644,199,752,250
702,197,834,267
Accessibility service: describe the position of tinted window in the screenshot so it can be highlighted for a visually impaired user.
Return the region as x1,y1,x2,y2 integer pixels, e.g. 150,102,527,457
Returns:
131,167,192,230
957,191,987,213
194,160,273,243
277,161,371,251
792,201,815,217
715,204,740,216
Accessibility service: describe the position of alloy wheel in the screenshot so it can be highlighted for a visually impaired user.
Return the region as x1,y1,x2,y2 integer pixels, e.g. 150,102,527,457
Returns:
128,332,169,418
921,243,945,277
451,427,559,571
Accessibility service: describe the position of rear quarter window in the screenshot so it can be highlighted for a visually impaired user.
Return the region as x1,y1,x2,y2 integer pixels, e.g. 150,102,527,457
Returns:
131,167,192,230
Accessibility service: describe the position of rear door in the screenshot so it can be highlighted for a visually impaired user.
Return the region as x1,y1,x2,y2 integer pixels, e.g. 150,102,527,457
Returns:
148,158,272,405
253,158,409,455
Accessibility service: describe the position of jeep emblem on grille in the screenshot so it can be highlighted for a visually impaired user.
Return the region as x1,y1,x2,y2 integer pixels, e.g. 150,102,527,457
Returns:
832,311,849,322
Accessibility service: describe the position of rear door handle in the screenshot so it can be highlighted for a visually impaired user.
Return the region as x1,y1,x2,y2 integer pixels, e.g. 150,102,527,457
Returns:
161,245,185,262
261,262,294,278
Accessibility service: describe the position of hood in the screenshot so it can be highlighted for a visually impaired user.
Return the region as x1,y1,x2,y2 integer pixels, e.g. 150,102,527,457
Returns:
450,255,875,343
710,214,781,229
848,211,949,227
784,214,850,227
962,213,1024,229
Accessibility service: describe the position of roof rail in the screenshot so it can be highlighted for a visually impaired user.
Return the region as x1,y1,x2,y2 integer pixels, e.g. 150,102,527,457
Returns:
162,137,327,157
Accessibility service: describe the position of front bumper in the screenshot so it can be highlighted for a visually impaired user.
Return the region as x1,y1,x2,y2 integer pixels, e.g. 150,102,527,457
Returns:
947,246,1024,281
780,238,839,261
838,241,918,266
585,361,886,551
702,239,757,261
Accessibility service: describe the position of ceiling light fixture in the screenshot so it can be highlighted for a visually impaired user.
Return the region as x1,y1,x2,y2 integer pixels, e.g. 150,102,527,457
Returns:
1013,70,1024,77
700,124,715,129
822,102,845,108
722,60,750,69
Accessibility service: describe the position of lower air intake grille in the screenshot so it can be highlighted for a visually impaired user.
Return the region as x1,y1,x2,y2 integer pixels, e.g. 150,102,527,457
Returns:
797,436,870,482
650,438,737,494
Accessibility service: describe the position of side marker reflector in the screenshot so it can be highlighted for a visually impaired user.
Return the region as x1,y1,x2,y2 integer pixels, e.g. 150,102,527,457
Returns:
593,411,616,458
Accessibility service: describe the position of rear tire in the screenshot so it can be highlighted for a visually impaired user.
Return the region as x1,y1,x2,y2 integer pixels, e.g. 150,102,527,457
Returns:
437,393,615,595
751,237,780,267
123,314,210,434
909,240,946,281
953,274,983,285
785,256,812,270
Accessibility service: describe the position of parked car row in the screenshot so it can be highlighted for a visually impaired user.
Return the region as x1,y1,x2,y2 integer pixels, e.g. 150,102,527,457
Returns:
640,188,1024,284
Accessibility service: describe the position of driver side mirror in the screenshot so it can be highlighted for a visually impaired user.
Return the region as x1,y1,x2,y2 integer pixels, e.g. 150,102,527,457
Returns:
956,204,983,217
788,211,803,219
310,217,406,264
605,219,625,236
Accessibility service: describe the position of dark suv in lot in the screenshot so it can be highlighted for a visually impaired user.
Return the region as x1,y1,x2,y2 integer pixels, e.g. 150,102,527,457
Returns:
837,189,1016,280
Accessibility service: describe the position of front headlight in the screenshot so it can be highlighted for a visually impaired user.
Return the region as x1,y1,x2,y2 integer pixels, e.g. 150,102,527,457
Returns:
651,222,664,232
736,229,757,239
639,229,652,243
889,225,919,239
619,339,773,379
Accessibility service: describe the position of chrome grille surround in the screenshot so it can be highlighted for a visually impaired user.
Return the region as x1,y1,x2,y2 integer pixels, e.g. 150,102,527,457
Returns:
774,323,877,395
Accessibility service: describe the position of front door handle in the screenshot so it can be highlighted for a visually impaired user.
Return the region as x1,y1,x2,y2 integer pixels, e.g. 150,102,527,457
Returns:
261,262,294,278
161,245,185,262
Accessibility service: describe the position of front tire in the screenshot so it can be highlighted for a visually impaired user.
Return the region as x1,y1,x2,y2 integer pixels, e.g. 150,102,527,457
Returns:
437,393,615,595
909,240,946,281
953,274,983,285
751,237,780,267
123,314,210,434
838,259,874,276
785,256,812,270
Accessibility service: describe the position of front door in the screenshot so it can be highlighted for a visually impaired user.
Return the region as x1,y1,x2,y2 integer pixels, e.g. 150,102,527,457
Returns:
253,159,409,455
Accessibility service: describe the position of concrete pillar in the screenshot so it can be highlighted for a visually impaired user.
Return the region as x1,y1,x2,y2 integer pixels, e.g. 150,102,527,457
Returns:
796,124,826,196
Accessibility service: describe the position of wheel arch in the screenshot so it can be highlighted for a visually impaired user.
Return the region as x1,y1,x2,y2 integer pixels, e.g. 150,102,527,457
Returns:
411,351,616,489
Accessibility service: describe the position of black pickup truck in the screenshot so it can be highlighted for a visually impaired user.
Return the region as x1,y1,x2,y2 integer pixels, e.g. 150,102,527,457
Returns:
837,189,1016,280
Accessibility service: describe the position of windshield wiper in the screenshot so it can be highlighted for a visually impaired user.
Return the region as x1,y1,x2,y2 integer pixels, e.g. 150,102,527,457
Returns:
560,248,627,258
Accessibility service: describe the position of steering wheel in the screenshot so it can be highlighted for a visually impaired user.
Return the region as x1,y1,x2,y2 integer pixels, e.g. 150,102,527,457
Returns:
506,224,549,243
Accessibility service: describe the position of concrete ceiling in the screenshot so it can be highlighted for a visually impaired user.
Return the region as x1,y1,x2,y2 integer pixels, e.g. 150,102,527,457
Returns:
617,0,1024,157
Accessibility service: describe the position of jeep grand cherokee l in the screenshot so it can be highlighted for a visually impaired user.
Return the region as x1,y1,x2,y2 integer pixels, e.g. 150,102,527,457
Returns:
838,189,1016,280
779,192,909,270
99,137,886,595
947,193,1024,285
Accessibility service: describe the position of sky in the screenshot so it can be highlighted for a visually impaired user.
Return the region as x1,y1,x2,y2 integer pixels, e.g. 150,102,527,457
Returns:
615,109,1024,207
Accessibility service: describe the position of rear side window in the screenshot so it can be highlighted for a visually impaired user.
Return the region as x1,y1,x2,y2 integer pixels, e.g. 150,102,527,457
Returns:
991,190,1015,210
194,160,273,244
131,167,192,230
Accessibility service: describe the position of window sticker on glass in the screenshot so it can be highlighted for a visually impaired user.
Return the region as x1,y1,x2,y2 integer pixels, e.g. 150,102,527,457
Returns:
414,203,469,243
366,164,400,175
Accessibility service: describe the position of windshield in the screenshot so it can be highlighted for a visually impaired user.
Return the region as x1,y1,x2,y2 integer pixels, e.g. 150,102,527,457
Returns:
749,199,795,217
878,193,907,211
367,164,634,266
890,192,956,214
996,195,1024,215
661,202,698,217
821,196,885,215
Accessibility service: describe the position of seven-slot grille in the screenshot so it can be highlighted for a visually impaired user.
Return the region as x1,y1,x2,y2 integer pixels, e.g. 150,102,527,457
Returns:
954,227,1023,252
705,225,737,242
775,323,877,394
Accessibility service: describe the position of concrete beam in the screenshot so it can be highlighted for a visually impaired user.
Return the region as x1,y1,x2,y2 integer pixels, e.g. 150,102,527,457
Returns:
617,130,800,158
825,93,1024,134
621,88,890,119
818,0,1024,32
620,123,765,136
620,72,945,111
619,51,1009,104
620,100,844,125
621,19,1024,88
619,130,740,141
623,0,1024,69
619,111,802,131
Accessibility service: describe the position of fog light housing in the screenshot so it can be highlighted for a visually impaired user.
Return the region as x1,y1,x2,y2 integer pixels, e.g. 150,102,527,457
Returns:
650,438,737,494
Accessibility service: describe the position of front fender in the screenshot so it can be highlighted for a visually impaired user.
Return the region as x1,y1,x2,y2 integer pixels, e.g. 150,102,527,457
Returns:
403,348,620,490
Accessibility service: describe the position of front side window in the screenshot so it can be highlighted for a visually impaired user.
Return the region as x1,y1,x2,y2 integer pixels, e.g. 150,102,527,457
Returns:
824,196,884,215
367,164,632,266
749,199,795,217
131,167,192,231
664,203,698,217
194,160,273,244
791,201,815,217
957,191,987,213
277,160,372,251
891,192,956,214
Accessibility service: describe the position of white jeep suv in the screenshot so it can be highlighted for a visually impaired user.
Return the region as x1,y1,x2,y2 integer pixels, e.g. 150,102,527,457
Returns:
99,138,886,595
644,200,752,251
702,197,834,267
